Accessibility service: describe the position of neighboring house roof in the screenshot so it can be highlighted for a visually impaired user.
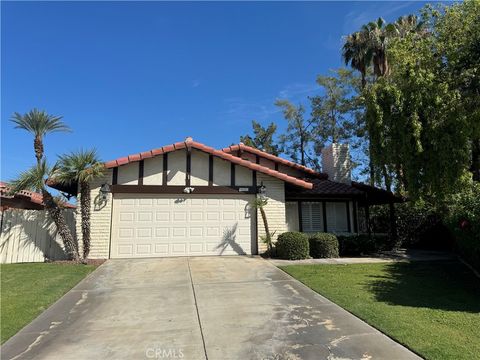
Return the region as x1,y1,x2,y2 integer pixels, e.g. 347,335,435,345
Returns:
104,137,314,189
222,143,327,179
286,178,365,198
0,182,76,210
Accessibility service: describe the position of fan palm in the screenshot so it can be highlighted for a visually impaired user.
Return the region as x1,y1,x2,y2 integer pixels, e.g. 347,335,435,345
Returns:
10,109,71,164
360,17,391,78
54,149,105,259
342,31,372,88
9,160,80,261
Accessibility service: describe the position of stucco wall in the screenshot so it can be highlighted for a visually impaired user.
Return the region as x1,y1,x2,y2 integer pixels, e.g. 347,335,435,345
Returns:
143,156,163,185
256,173,287,253
117,163,138,185
213,157,230,186
235,165,253,186
167,150,187,185
191,149,209,186
80,169,113,259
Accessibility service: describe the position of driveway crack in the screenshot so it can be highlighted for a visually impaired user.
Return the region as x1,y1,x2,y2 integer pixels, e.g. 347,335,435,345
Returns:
187,257,209,360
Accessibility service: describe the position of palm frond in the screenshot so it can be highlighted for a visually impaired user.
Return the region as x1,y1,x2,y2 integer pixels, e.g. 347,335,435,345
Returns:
10,108,71,137
9,160,50,194
54,148,105,185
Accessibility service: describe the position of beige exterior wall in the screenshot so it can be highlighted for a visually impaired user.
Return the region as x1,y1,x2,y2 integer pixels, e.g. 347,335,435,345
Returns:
167,150,187,185
213,157,230,186
0,209,75,263
256,173,287,253
80,169,113,259
235,165,253,186
191,149,209,186
117,163,139,185
143,156,163,185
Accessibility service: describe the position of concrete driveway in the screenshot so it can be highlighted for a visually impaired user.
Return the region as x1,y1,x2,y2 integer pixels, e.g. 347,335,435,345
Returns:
2,257,420,360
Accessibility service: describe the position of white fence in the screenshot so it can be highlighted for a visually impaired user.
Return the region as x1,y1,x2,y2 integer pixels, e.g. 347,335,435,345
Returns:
0,209,76,264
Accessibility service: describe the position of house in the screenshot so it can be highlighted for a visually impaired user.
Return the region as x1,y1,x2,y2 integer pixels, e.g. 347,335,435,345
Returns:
52,137,400,259
0,182,76,210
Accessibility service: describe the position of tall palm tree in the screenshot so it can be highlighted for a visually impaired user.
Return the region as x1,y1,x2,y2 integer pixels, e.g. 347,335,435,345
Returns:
54,149,104,259
9,160,80,261
392,15,425,38
342,31,372,88
361,17,391,78
11,109,71,164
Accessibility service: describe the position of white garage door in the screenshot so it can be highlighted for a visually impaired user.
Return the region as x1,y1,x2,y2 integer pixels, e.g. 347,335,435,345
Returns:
111,194,255,258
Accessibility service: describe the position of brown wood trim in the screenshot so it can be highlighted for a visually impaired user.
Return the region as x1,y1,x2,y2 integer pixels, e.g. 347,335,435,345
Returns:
322,201,328,232
112,167,118,185
274,163,279,171
208,155,213,186
110,185,256,194
186,149,191,187
298,201,303,232
252,170,257,188
255,155,260,164
346,201,351,232
231,163,235,187
138,160,144,186
162,153,168,186
353,200,358,233
285,196,359,201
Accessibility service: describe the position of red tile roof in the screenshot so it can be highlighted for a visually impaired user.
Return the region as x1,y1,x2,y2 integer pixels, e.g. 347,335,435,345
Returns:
105,138,314,189
0,182,76,209
222,143,327,179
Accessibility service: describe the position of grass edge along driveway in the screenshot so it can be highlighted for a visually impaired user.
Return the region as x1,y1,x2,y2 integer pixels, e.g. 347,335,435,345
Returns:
280,260,480,360
1,262,97,343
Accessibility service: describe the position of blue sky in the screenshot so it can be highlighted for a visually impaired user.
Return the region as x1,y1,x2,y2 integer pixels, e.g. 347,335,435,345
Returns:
1,1,430,181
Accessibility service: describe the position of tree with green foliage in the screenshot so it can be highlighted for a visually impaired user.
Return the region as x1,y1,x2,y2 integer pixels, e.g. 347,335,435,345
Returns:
9,161,80,261
10,109,80,261
275,100,317,168
240,121,280,155
310,68,362,146
365,1,480,200
54,150,105,259
11,109,71,165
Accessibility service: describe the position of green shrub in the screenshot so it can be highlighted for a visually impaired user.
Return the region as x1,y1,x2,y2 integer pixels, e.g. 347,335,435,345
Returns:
276,232,309,260
338,234,390,256
444,183,480,270
309,233,339,258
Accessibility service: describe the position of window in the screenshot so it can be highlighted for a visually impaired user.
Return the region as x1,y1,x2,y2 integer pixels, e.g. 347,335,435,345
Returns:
326,202,349,233
301,202,324,233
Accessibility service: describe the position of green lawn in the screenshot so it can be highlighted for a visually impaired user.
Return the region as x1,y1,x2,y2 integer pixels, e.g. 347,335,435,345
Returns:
280,261,480,360
1,263,97,343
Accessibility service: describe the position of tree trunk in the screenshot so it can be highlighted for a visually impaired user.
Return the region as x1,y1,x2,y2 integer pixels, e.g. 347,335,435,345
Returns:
80,181,91,259
472,138,480,181
34,136,44,164
259,206,272,252
42,190,80,262
382,165,392,192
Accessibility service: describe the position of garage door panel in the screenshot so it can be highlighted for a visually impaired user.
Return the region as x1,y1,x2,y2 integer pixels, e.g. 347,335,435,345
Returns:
111,194,254,258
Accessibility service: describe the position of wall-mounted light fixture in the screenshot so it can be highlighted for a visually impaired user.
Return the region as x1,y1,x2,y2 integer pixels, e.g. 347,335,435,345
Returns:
183,186,195,194
258,181,267,200
99,183,111,201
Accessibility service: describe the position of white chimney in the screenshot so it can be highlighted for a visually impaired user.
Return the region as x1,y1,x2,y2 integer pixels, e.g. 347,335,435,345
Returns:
321,143,351,184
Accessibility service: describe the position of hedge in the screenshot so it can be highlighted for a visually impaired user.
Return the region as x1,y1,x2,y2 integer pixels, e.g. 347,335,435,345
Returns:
276,232,309,260
337,234,391,256
309,233,339,258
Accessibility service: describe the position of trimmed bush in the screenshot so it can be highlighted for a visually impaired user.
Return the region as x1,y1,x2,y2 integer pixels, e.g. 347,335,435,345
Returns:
276,232,309,260
309,233,339,258
338,234,390,256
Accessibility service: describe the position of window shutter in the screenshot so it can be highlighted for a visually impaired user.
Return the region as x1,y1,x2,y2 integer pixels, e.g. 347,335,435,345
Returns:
301,202,323,233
